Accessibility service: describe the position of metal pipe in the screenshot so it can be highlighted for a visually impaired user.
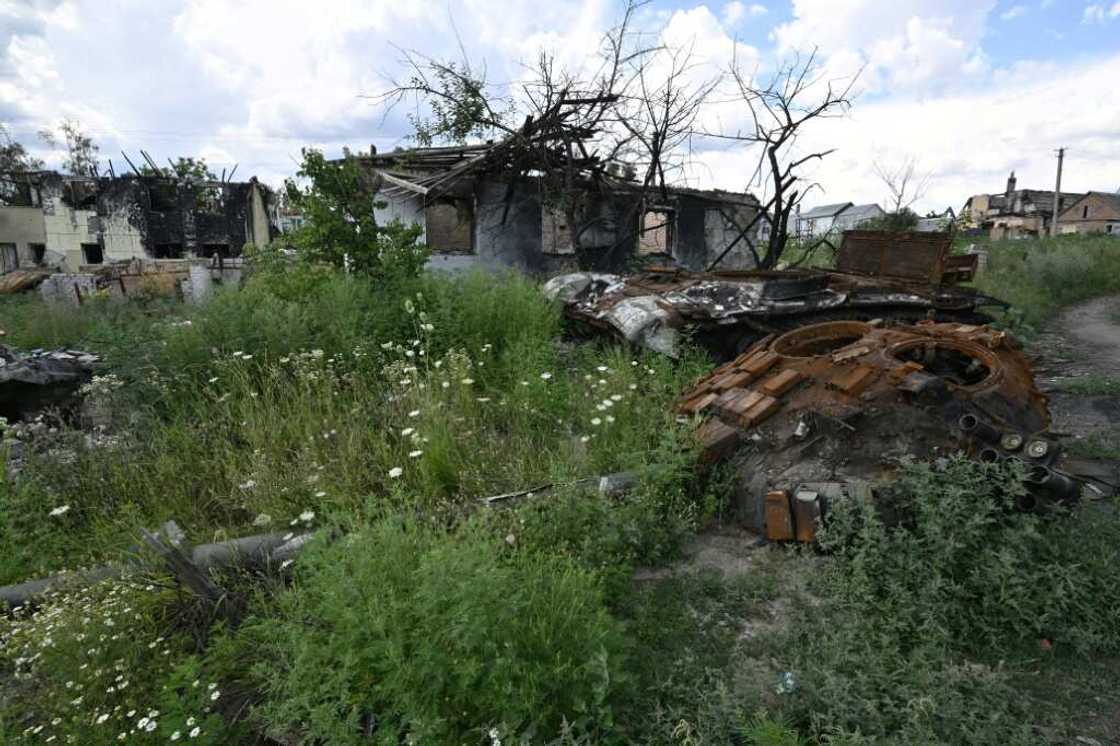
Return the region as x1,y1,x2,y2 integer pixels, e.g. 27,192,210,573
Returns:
959,413,1000,444
977,446,1003,463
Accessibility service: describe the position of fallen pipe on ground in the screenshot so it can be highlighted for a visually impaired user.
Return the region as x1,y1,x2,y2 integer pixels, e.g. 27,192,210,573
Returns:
0,525,313,611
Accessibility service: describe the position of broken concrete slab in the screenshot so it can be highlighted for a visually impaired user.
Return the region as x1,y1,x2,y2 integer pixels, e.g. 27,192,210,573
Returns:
0,345,100,422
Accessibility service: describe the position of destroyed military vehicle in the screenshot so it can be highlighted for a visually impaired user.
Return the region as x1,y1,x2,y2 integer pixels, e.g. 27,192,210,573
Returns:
546,231,1001,360
546,231,1104,540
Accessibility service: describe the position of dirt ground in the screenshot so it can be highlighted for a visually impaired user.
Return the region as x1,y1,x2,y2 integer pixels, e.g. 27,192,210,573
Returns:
1033,294,1120,438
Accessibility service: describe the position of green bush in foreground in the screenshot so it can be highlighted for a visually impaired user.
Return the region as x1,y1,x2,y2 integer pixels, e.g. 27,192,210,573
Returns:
242,519,626,745
774,458,1120,743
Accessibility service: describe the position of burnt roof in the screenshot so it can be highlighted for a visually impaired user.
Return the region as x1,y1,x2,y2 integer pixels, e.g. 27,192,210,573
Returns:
1060,190,1120,218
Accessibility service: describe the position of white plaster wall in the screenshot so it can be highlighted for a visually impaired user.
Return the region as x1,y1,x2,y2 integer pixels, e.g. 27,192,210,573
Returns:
0,206,47,266
100,210,146,264
42,196,100,270
374,193,426,241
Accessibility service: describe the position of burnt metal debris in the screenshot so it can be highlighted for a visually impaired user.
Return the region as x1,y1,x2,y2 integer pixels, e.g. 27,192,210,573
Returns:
677,319,1085,542
546,231,1003,360
0,345,99,422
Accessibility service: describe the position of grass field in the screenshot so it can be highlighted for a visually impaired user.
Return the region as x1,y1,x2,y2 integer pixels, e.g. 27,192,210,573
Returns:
2,252,1119,744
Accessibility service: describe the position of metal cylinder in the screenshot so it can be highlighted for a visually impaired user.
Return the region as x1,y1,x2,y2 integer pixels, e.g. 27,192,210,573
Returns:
959,413,1001,444
978,446,1003,463
1026,439,1050,460
1000,432,1024,451
1025,465,1081,504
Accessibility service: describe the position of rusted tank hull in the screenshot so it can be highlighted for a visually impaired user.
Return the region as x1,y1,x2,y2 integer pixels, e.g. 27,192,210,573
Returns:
675,320,1079,540
546,267,1005,361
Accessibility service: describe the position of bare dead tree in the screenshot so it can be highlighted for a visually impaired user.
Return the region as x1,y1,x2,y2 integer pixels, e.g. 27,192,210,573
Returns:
708,48,859,269
365,1,715,264
873,154,931,215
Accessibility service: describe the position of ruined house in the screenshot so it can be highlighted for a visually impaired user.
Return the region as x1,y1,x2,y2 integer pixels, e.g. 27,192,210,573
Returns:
1055,191,1120,236
0,171,276,273
356,144,761,274
961,172,1082,240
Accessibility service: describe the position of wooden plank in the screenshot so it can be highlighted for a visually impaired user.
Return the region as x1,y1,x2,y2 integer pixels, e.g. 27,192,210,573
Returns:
697,418,740,463
741,394,781,427
759,368,803,397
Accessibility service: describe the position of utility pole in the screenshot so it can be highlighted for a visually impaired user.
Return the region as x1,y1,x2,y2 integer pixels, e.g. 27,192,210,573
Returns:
1051,147,1065,237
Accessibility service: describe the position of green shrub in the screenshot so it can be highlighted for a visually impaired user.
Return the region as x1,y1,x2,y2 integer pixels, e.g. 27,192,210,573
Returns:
772,458,1120,742
243,519,626,744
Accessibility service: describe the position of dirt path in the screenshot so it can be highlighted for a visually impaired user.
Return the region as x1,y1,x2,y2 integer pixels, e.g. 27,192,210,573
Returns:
1063,296,1120,372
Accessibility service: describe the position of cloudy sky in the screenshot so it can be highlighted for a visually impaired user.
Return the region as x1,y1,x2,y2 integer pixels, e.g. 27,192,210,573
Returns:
2,0,1118,213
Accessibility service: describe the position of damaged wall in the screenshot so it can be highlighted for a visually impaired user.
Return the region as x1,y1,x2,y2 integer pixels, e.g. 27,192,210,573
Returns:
0,206,47,267
0,174,277,273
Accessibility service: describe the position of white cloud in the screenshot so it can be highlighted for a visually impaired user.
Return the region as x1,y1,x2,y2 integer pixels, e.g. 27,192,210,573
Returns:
1080,3,1119,22
685,51,1120,214
1083,4,1105,22
1000,5,1027,20
722,1,767,25
774,1,996,94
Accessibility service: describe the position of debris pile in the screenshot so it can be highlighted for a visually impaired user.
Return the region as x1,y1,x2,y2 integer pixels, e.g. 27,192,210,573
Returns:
546,230,1003,360
0,269,52,295
0,345,100,422
676,319,1084,541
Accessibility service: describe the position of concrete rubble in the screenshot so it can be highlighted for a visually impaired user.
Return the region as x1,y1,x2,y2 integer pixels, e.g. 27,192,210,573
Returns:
0,345,99,417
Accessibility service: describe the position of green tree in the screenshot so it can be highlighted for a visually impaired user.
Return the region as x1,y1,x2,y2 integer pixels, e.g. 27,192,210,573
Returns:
139,156,217,180
39,119,100,176
283,148,427,278
0,124,45,205
1,124,44,173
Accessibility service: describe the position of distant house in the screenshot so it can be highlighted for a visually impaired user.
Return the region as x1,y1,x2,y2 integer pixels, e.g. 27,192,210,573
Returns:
833,203,885,232
796,202,851,237
916,207,956,233
796,202,884,237
1055,192,1120,236
961,172,1081,239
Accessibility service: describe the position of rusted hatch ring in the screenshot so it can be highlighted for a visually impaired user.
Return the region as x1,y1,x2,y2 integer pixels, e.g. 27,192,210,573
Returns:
888,337,1003,390
771,321,873,359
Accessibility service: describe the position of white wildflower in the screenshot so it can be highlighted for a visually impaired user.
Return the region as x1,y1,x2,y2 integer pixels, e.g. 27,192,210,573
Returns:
401,427,415,437
389,467,403,479
189,727,201,738
252,513,272,527
49,505,71,517
407,410,420,418
408,450,423,458
591,418,602,426
540,372,552,380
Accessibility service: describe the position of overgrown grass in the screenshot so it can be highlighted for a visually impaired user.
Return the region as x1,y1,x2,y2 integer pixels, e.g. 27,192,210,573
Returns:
1054,374,1120,397
4,264,1120,744
968,234,1120,333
